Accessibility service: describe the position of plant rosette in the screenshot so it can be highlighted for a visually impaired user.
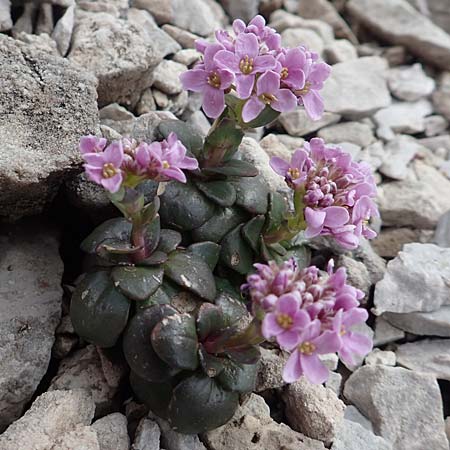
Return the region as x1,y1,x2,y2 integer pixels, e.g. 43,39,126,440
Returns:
70,14,378,434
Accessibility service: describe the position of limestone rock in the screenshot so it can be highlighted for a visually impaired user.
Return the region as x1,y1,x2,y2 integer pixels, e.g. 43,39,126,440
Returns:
331,420,393,450
282,379,345,445
92,413,130,450
152,60,186,95
337,255,372,298
51,426,100,450
279,110,341,136
347,0,450,70
344,405,373,432
321,57,391,118
373,316,405,346
162,24,200,49
36,3,54,35
387,63,435,101
374,243,450,315
318,122,375,147
281,28,325,56
132,418,160,450
424,115,449,137
344,365,449,450
0,390,96,450
132,0,174,24
52,4,75,56
255,347,287,392
219,0,259,21
0,222,63,431
325,39,358,64
0,34,98,220
0,0,12,31
396,339,450,380
203,394,326,450
435,210,450,248
365,349,396,366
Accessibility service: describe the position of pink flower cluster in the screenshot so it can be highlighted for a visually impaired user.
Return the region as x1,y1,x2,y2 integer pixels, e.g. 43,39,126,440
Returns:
180,15,330,122
242,259,372,384
270,138,378,249
80,133,199,193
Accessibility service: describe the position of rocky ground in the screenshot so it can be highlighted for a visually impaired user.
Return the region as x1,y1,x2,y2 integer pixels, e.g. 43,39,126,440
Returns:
1,0,450,449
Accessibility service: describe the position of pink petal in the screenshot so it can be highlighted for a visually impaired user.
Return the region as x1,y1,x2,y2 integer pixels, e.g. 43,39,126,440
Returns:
104,141,124,167
236,74,255,99
79,135,106,154
298,320,321,343
84,165,103,184
202,86,226,118
344,332,373,357
300,354,329,384
253,55,277,73
242,96,265,123
342,308,369,328
101,173,123,193
161,167,186,183
256,71,280,96
277,330,301,350
214,50,239,73
292,310,311,330
323,206,350,228
312,330,342,354
179,156,199,170
180,69,207,92
285,69,306,90
277,293,300,316
204,43,226,72
271,89,297,113
262,313,284,339
217,69,235,89
83,153,105,167
291,149,308,171
282,350,303,383
301,90,324,121
235,33,259,59
270,156,290,176
309,62,331,87
304,207,326,238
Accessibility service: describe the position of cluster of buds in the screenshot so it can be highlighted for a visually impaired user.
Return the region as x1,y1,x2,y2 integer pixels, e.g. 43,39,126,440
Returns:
79,133,199,193
270,137,379,249
180,15,330,121
243,259,372,384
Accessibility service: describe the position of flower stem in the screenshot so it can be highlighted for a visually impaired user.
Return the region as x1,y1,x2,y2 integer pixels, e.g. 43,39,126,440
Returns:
131,220,146,263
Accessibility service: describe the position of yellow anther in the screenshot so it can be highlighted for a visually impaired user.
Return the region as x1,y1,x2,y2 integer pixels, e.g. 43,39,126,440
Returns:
102,163,118,179
295,82,312,96
207,72,221,89
288,167,300,179
260,93,277,105
280,67,289,79
299,341,316,355
276,313,293,329
239,55,254,75
162,161,170,169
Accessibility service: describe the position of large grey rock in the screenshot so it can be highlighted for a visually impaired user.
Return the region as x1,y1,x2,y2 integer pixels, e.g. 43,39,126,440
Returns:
132,418,160,450
317,121,375,147
219,0,259,21
52,4,75,56
0,390,96,450
0,0,12,31
50,345,127,416
435,210,450,247
255,347,287,392
387,63,435,101
0,34,98,220
347,0,450,70
324,39,358,64
378,161,450,229
152,60,186,95
320,57,391,118
69,10,163,107
331,420,393,450
279,110,341,136
396,339,450,380
92,413,130,450
0,222,63,431
344,405,373,432
365,349,396,366
281,27,325,56
374,243,450,315
52,426,100,450
203,394,326,450
373,316,405,346
384,306,450,337
282,379,345,445
344,366,449,450
407,0,450,33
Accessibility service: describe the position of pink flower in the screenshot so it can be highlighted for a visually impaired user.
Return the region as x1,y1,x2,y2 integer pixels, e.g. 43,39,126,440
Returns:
136,132,198,183
79,135,107,154
83,141,124,193
215,32,277,99
276,48,307,90
242,71,297,123
332,308,373,366
270,138,378,249
282,319,341,384
180,43,234,118
262,293,309,349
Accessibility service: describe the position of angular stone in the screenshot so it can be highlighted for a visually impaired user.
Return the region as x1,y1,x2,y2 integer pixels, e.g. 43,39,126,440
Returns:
435,210,450,248
219,0,259,21
387,63,435,101
49,345,127,416
373,99,433,140
69,11,161,107
373,316,405,346
377,161,450,229
36,3,54,35
372,228,433,258
255,348,287,392
344,365,449,450
92,413,130,450
433,87,450,122
318,122,375,147
282,379,345,445
321,57,391,119
347,0,450,70
379,135,426,180
173,48,201,66
162,24,200,49
337,255,372,298
152,60,186,95
0,0,12,32
0,222,63,431
203,394,326,450
279,109,341,136
0,34,98,220
0,390,96,450
325,372,342,395
424,115,449,137
260,133,295,161
365,349,396,366
374,243,450,315
325,39,358,64
344,405,373,432
132,0,174,24
52,426,100,450
52,4,75,56
419,134,450,158
132,418,160,450
12,2,37,35
331,420,393,450
281,28,325,55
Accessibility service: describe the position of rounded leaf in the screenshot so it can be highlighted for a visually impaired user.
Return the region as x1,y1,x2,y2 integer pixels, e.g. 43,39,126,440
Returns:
196,303,227,341
242,215,265,252
217,359,258,393
220,224,254,274
187,242,221,271
232,175,269,214
111,266,164,301
157,229,182,254
195,180,237,207
81,218,132,254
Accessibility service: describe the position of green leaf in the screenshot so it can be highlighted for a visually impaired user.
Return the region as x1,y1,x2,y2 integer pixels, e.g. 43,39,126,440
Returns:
138,285,171,308
111,266,163,301
195,180,237,207
164,251,216,301
123,305,178,381
191,206,249,243
243,105,280,128
144,215,161,255
202,159,259,177
220,224,254,275
225,345,260,365
217,359,258,393
140,251,168,266
265,192,288,235
187,241,221,271
110,187,146,221
232,175,269,214
151,313,199,371
167,374,239,434
157,229,182,254
141,197,160,225
196,303,227,340
158,119,204,157
242,215,265,252
70,271,130,348
203,117,244,163
81,218,131,254
198,347,225,378
130,371,173,419
160,181,216,231
283,244,311,270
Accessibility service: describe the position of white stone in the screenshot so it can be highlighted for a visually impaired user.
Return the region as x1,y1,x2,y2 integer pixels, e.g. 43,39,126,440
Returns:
0,0,12,32
321,57,392,119
387,63,435,101
374,243,450,315
281,28,325,55
92,413,130,450
279,110,341,136
344,365,449,450
173,48,201,66
325,39,358,64
52,4,75,56
344,405,373,432
425,115,449,137
52,426,100,450
132,418,160,450
373,316,405,346
347,0,450,70
318,121,375,147
260,133,293,161
325,372,342,395
331,420,393,450
152,60,186,95
435,210,450,248
358,141,385,172
365,349,396,366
